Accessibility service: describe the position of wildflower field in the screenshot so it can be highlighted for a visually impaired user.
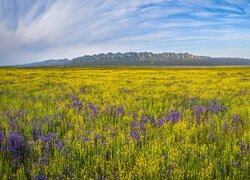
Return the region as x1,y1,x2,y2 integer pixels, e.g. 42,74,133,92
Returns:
0,67,249,179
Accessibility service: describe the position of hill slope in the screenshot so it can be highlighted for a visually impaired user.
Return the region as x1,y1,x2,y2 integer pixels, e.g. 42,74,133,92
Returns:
20,52,250,67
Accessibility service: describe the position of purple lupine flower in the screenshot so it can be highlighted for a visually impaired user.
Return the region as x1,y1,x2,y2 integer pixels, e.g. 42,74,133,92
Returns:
57,141,63,150
65,104,70,109
69,93,79,101
232,115,240,123
7,131,28,162
110,128,118,138
130,120,139,128
80,86,86,94
33,129,42,141
32,123,42,140
115,106,125,116
195,105,203,118
0,131,5,150
238,142,249,152
82,136,91,143
232,115,242,126
208,133,214,140
34,174,47,180
222,124,228,131
16,110,25,117
210,100,219,114
9,117,18,130
39,157,47,165
73,101,82,109
190,97,200,101
105,106,110,112
139,124,146,132
238,142,249,156
94,133,100,139
130,130,140,141
133,113,137,121
140,116,147,125
167,169,172,177
206,100,226,115
93,133,103,146
88,103,98,114
238,142,246,148
73,101,82,114
149,115,157,126
158,118,164,128
166,110,181,124
42,133,63,155
101,139,107,146
3,111,11,117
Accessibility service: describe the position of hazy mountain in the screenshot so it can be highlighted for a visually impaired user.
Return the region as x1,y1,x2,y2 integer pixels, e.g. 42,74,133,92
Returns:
20,59,70,67
19,52,250,67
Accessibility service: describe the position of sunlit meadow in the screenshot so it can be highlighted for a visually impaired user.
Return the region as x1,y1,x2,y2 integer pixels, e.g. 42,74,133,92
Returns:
0,67,249,179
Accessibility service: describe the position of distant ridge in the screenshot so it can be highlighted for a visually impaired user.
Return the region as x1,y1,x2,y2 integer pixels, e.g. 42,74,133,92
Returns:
19,58,70,67
17,52,250,67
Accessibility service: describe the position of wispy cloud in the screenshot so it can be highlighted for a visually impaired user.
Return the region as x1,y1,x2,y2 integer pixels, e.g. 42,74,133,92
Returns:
0,0,250,65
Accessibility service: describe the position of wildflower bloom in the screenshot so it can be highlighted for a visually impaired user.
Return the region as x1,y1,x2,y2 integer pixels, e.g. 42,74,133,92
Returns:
7,131,29,162
80,86,86,94
42,133,63,156
34,174,47,180
88,103,98,114
82,136,91,143
232,115,243,126
115,106,125,116
130,130,141,141
157,118,164,127
140,116,147,125
0,131,5,150
194,105,203,120
165,110,181,124
73,100,83,114
16,110,25,117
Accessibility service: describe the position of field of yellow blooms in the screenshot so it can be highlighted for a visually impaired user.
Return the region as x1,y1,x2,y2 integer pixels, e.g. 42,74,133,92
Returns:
0,67,249,179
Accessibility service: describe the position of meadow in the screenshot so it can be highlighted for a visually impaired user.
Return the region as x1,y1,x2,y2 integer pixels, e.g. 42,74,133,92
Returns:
0,67,249,179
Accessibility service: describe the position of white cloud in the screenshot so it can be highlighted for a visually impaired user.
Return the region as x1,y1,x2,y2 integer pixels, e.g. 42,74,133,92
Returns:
0,0,250,65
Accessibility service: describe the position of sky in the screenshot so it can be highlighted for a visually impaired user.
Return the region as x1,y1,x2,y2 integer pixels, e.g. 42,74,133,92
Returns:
1,0,250,65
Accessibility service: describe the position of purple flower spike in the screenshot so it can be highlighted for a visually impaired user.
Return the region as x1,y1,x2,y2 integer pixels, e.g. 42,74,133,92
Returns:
115,106,125,116
101,139,107,146
35,174,47,180
232,115,242,126
166,110,181,124
0,131,5,150
7,131,29,162
80,86,86,94
16,110,25,117
130,130,140,141
82,136,90,143
195,105,203,118
140,117,147,125
94,133,100,140
57,141,63,149
139,124,145,132
158,118,164,128
88,103,98,114
222,124,228,131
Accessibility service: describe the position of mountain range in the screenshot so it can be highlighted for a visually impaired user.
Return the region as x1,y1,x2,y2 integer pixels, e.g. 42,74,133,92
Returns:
18,52,250,67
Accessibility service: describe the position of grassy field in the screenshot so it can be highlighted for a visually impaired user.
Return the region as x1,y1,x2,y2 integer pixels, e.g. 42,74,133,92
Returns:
0,67,249,179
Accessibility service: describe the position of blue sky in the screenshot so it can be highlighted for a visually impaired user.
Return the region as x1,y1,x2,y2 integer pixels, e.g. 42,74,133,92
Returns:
1,0,250,65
